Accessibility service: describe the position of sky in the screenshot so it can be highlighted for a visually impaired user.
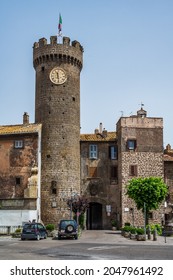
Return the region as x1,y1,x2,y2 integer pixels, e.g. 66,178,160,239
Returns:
0,0,173,147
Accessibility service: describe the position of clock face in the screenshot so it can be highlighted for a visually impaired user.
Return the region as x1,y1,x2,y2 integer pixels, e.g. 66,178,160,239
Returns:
49,67,67,85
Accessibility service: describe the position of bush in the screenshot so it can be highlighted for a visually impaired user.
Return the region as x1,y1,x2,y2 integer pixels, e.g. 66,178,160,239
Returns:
146,224,162,235
130,227,136,234
121,225,131,232
46,224,55,232
15,228,22,233
111,220,117,227
136,228,145,235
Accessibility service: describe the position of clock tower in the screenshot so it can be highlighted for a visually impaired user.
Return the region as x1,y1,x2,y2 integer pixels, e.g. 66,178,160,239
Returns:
33,36,83,224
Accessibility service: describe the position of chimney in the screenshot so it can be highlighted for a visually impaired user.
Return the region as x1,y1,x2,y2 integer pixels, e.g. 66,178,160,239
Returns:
99,122,103,134
102,129,107,138
23,112,29,125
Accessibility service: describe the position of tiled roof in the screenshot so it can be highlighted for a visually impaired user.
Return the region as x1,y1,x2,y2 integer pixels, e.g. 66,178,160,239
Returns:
0,123,42,135
80,131,116,142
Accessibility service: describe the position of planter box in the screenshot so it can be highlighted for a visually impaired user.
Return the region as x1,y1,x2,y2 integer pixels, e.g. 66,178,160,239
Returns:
136,234,146,241
130,233,137,240
123,231,130,238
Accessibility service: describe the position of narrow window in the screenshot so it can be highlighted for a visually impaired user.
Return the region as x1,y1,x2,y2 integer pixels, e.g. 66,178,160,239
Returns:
51,181,57,194
15,177,21,186
14,140,23,148
110,166,118,180
129,165,137,176
109,146,118,159
89,144,97,159
52,188,57,195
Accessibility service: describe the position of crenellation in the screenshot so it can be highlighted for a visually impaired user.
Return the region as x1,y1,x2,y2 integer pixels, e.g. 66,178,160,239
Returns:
50,36,57,45
39,37,47,47
33,37,83,70
63,36,70,46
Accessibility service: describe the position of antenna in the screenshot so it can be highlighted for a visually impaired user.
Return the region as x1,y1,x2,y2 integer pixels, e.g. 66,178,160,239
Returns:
139,102,144,109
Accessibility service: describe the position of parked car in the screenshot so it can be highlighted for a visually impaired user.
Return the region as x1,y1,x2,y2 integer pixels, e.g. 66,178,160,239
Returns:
58,219,78,240
21,223,47,241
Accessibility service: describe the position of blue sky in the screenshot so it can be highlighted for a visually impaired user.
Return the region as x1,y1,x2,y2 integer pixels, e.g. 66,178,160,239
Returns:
0,0,173,147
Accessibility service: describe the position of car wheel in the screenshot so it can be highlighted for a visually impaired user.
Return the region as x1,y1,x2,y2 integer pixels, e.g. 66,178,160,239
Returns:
36,234,40,241
74,235,78,240
44,233,47,239
65,224,74,233
21,238,25,241
58,235,61,240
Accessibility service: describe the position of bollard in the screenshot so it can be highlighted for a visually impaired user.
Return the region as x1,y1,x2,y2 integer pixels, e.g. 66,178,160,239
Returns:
147,226,151,240
153,228,157,241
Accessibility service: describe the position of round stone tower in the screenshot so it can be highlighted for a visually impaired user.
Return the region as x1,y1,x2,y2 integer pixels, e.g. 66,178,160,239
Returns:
33,36,83,224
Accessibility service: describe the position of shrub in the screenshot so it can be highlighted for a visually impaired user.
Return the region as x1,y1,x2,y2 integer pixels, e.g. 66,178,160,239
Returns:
111,220,117,227
46,224,55,232
136,228,145,235
15,228,22,233
122,225,131,232
130,227,136,234
146,224,162,235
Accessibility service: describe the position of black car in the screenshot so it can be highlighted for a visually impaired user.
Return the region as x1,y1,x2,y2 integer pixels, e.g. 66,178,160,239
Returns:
21,223,47,241
58,219,78,240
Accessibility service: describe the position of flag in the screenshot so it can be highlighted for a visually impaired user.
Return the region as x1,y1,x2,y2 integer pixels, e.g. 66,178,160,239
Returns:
58,13,62,33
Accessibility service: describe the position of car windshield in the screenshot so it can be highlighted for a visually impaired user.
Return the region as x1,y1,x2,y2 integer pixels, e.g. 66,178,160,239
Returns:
23,224,36,229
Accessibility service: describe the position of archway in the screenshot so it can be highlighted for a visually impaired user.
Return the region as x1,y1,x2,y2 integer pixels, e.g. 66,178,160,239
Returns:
87,202,102,230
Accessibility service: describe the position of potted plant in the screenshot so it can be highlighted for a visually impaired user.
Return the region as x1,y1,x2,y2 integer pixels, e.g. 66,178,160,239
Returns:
136,228,146,241
111,220,117,231
130,227,137,239
121,225,131,237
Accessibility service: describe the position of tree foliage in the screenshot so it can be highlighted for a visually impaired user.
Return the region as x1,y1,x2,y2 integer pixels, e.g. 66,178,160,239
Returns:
126,177,168,213
67,196,89,214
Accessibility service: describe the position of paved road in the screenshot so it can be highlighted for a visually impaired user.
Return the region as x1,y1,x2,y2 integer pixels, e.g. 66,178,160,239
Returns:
0,230,173,260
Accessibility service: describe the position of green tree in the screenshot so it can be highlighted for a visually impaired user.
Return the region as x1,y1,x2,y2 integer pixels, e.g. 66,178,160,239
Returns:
126,177,168,224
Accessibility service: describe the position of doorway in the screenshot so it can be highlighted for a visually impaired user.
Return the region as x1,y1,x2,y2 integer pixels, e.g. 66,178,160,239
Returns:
87,202,102,230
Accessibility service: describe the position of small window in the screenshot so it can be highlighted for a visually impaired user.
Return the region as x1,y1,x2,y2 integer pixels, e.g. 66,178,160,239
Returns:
129,165,137,176
109,146,118,159
15,177,21,186
127,139,136,151
51,181,57,194
89,144,98,159
14,140,23,148
52,188,57,195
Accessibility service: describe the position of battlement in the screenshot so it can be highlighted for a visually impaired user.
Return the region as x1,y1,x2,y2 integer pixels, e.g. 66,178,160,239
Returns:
117,116,163,130
33,36,84,52
33,36,83,70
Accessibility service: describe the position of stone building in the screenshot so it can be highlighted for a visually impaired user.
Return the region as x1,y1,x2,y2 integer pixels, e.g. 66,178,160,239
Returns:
80,124,118,229
116,108,164,227
0,32,173,229
0,113,41,226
